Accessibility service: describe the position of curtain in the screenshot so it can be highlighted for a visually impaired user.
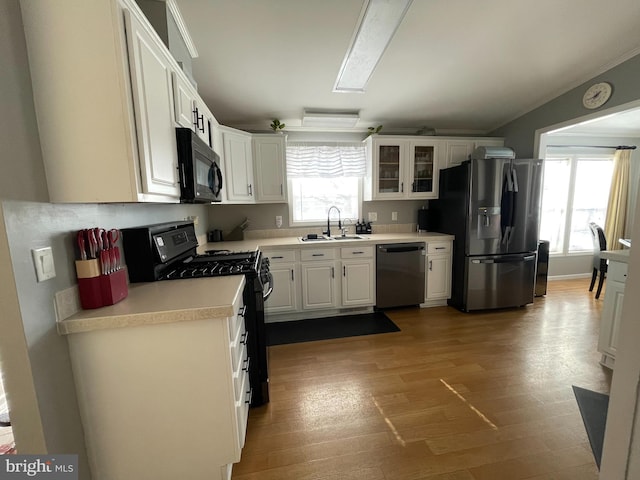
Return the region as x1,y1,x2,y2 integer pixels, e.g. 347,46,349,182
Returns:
604,149,631,250
286,142,366,178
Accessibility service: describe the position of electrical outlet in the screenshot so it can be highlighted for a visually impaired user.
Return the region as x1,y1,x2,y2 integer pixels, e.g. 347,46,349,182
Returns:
368,212,377,222
392,211,398,221
275,216,283,228
32,247,56,282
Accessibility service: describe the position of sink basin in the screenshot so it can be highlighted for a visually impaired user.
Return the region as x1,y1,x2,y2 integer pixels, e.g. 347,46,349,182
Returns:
299,235,367,242
299,236,332,242
330,235,366,240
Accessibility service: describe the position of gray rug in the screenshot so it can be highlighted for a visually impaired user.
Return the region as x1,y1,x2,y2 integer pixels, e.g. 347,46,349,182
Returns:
266,312,400,345
573,385,609,469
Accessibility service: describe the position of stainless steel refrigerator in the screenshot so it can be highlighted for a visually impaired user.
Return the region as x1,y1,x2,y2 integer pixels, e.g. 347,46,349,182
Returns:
430,147,543,311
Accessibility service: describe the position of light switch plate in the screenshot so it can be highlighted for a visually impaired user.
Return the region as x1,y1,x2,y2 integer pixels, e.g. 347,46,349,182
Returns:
392,212,398,221
275,216,283,228
32,247,56,282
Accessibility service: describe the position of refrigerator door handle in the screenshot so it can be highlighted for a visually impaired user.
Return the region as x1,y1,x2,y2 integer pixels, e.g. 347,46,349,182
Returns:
511,167,519,193
472,254,536,264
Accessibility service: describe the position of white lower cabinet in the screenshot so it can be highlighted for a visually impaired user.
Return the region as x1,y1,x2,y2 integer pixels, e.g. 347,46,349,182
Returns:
265,240,450,319
598,260,627,368
341,246,375,307
301,248,339,310
264,250,299,314
66,287,248,480
425,241,452,304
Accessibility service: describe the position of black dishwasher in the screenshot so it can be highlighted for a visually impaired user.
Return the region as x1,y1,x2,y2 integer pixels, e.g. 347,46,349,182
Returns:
376,242,426,308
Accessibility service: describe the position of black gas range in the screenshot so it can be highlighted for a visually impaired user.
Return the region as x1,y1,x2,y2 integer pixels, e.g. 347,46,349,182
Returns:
121,221,272,407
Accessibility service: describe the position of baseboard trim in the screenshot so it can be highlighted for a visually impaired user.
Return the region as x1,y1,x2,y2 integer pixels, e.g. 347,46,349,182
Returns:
548,273,592,281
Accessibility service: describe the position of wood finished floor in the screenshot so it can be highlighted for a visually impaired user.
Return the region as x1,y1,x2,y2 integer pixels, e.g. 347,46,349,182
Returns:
234,279,612,480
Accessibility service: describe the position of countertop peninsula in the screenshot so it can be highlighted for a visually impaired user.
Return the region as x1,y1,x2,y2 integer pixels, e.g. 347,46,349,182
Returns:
602,249,631,264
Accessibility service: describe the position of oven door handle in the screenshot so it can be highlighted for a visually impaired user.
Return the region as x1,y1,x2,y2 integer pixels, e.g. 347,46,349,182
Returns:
263,271,274,301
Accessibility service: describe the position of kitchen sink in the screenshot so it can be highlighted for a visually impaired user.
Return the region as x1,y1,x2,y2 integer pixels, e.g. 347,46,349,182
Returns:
330,235,366,240
299,236,331,242
299,235,368,242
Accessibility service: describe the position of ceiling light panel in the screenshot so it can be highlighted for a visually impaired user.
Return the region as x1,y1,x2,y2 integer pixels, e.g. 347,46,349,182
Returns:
302,110,360,127
334,0,413,93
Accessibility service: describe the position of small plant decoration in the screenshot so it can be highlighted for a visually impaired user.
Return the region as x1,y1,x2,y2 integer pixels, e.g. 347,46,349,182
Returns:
366,125,383,137
270,119,285,132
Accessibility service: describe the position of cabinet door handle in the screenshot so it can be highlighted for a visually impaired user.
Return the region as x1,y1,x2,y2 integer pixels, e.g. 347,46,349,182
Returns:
343,265,346,277
248,184,253,196
312,253,324,257
238,305,247,318
240,331,248,345
280,184,283,195
435,246,446,250
272,256,284,259
429,260,433,271
242,357,250,372
291,269,294,281
401,182,404,193
331,266,335,278
352,251,365,254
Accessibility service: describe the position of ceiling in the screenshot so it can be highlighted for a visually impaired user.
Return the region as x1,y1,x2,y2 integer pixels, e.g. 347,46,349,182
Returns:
175,0,640,134
549,107,640,138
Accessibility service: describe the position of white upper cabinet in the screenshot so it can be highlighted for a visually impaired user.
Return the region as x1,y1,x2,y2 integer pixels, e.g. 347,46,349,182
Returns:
442,137,505,169
365,136,440,200
172,70,198,131
218,130,287,204
220,126,255,203
252,135,287,203
125,9,181,198
20,0,189,202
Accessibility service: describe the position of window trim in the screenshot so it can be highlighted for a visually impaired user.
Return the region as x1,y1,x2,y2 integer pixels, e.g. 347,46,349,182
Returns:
542,152,613,255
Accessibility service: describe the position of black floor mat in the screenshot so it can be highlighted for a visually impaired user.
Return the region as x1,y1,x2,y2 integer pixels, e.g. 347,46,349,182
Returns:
266,312,400,346
573,385,609,469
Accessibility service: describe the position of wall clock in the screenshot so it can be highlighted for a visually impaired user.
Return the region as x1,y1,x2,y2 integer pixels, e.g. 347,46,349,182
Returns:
582,82,612,109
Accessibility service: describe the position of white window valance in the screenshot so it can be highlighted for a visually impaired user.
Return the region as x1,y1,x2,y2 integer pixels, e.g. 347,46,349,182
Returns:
286,142,366,178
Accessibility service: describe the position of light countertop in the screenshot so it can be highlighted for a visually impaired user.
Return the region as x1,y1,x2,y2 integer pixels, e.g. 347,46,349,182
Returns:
198,232,454,253
60,232,454,336
58,275,245,335
602,249,631,264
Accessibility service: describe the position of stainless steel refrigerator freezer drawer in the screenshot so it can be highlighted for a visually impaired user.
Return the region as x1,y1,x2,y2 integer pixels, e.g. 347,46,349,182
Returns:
464,253,536,311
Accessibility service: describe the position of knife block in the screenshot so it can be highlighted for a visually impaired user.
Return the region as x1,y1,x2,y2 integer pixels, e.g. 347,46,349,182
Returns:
101,269,128,306
76,260,128,309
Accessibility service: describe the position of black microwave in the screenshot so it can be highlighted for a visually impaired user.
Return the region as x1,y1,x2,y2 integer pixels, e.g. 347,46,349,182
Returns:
176,128,223,203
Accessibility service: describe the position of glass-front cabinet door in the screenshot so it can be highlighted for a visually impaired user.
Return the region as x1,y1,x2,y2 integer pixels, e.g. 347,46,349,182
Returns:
408,140,439,199
374,139,405,199
365,136,440,200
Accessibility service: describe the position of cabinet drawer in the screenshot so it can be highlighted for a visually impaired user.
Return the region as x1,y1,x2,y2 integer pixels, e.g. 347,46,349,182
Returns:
301,248,336,261
235,370,250,449
233,343,248,401
427,242,451,254
609,261,628,283
341,246,374,259
228,301,246,342
265,250,297,263
230,321,247,372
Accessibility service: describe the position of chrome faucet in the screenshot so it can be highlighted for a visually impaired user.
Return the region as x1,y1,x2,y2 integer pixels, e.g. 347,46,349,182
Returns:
324,206,341,237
